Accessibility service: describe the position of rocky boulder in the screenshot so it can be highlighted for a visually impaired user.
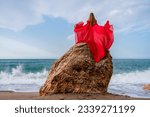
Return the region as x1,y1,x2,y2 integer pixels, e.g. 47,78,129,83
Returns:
39,43,113,96
144,84,150,90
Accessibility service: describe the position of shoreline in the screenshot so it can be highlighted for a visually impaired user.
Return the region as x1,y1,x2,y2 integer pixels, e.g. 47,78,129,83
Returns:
0,91,149,100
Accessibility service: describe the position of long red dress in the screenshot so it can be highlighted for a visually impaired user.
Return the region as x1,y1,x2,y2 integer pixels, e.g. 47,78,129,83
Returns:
74,20,114,62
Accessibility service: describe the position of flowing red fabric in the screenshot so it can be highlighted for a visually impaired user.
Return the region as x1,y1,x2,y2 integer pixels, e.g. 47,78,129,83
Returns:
74,20,114,62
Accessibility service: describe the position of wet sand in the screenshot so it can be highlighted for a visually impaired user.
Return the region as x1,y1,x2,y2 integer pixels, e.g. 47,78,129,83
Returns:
0,91,149,100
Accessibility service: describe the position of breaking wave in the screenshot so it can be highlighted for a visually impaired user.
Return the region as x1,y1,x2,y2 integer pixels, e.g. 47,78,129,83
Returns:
109,69,150,98
0,65,150,98
0,65,48,92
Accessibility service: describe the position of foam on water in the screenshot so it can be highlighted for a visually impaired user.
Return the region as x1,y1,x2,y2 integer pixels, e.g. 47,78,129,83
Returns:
0,65,48,92
108,69,150,98
111,69,150,84
0,64,150,98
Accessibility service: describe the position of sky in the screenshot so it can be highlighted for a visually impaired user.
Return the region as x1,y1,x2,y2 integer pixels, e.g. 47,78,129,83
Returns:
0,0,150,59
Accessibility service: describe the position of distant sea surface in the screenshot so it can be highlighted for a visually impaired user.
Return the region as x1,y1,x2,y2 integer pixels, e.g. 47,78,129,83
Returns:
0,59,150,98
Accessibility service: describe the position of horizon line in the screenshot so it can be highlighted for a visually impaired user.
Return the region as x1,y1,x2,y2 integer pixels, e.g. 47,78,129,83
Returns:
0,58,150,60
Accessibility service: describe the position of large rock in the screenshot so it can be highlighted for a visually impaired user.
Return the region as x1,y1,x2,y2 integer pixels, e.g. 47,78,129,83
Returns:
144,84,150,90
39,43,113,96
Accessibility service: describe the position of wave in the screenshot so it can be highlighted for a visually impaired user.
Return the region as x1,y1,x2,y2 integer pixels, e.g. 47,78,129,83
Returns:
108,69,150,98
0,65,150,98
110,69,150,85
1,65,150,85
0,65,48,85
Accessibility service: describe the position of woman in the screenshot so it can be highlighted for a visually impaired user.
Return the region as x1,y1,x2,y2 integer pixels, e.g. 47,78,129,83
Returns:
74,13,114,62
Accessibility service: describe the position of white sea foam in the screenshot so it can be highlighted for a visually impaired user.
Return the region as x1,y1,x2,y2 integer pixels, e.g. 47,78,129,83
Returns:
0,65,48,92
0,65,150,98
110,69,150,85
108,69,150,98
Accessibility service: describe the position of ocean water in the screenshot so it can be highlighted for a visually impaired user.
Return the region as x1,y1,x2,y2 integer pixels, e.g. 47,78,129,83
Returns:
0,59,150,98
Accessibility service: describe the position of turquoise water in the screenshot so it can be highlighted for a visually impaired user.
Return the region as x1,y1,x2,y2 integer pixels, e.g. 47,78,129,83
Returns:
0,59,150,98
113,59,150,74
1,59,150,74
0,59,55,73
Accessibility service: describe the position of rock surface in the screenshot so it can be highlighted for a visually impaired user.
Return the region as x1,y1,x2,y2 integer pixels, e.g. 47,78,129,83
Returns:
39,43,113,96
144,84,150,90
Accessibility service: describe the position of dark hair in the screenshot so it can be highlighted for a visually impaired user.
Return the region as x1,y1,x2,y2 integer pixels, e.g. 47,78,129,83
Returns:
88,13,97,26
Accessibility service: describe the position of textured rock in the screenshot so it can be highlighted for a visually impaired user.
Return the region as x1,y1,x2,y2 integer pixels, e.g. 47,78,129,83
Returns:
39,43,113,96
144,84,150,90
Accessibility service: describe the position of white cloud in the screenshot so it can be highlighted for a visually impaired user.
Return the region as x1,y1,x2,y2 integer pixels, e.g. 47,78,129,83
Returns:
0,0,149,32
0,36,55,59
0,0,44,31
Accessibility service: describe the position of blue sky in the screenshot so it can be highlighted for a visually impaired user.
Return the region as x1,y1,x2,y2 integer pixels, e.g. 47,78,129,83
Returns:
0,0,150,59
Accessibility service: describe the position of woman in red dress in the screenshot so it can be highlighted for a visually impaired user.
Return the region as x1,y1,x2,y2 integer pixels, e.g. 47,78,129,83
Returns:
74,13,114,62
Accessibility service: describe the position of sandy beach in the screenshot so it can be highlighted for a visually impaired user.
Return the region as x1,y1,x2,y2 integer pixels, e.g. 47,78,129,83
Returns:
0,91,149,100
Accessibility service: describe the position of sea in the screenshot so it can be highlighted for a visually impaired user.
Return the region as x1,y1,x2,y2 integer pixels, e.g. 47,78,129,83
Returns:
0,59,150,98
